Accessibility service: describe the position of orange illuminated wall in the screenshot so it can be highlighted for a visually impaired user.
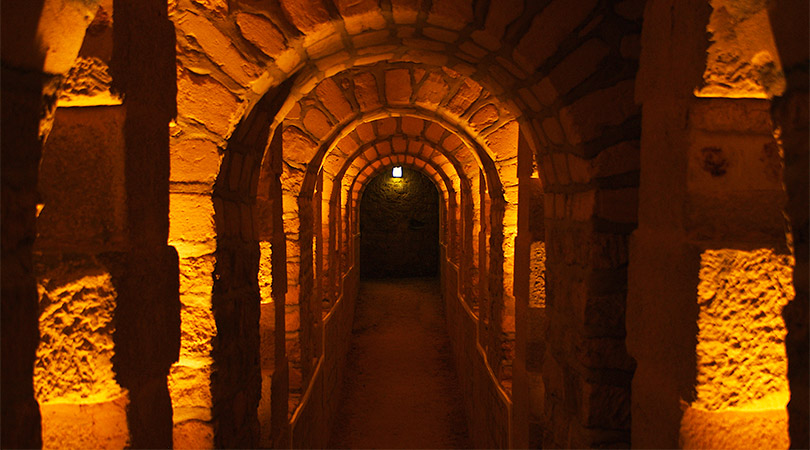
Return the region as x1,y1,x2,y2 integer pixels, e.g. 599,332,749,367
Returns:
681,249,793,449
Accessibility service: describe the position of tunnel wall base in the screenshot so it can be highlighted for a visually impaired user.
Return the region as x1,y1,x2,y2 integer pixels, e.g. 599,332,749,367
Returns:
442,245,512,449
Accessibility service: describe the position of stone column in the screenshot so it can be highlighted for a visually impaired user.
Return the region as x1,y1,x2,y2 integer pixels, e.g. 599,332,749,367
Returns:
111,0,180,447
769,1,809,447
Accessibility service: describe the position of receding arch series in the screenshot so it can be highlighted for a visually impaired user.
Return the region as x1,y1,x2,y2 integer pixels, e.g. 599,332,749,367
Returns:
2,1,806,449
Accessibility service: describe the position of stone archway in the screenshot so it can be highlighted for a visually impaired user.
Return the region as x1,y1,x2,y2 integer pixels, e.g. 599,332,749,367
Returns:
358,166,441,279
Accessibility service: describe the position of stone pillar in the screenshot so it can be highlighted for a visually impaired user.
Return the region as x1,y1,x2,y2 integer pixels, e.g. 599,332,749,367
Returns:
769,1,809,447
630,1,797,448
111,0,180,447
1,0,100,446
512,132,534,449
0,62,55,450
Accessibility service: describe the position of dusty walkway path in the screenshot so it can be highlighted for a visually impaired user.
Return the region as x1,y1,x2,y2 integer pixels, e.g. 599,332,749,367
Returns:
328,277,471,449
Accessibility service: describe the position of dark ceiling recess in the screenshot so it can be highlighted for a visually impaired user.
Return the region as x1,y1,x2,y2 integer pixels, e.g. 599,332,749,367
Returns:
359,167,439,279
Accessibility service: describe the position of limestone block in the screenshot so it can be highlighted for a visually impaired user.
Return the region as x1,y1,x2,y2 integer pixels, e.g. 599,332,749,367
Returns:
173,420,214,450
377,141,394,157
308,32,345,60
377,117,397,136
302,107,332,139
685,191,787,246
401,116,424,136
427,0,473,31
176,12,261,86
423,27,459,43
518,88,542,113
384,68,412,105
40,396,129,450
353,29,391,48
178,301,216,357
169,193,217,256
485,121,518,161
279,0,331,34
350,72,381,112
335,0,387,34
391,0,419,23
236,12,287,58
591,140,640,179
177,70,240,137
569,190,595,222
355,121,375,142
415,71,450,108
37,106,127,252
470,104,499,132
595,188,638,224
680,406,788,450
58,57,121,107
390,136,406,153
259,241,273,302
34,256,123,403
549,39,610,97
549,152,571,185
168,358,214,419
17,0,99,74
171,138,222,185
469,0,522,51
282,125,318,165
315,78,354,122
559,79,638,146
697,4,784,98
541,116,566,146
690,98,772,133
695,249,792,410
531,78,559,109
446,78,483,117
566,154,591,184
178,255,216,297
513,0,596,72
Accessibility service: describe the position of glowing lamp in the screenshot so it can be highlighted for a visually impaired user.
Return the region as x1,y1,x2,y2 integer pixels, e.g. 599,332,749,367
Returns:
392,166,402,178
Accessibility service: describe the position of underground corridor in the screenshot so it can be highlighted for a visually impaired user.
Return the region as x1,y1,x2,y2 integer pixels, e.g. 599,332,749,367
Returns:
2,1,808,449
326,167,470,447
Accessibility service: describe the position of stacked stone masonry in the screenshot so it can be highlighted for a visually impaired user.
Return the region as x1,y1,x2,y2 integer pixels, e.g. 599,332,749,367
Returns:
1,0,807,449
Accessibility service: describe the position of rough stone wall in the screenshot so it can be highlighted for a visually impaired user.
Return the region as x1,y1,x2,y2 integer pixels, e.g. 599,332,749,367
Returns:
444,254,511,449
768,1,809,446
206,85,283,448
210,240,261,448
1,0,100,445
0,2,181,448
34,106,130,448
0,66,51,448
359,168,440,278
279,64,515,319
534,1,643,447
679,249,792,449
34,254,130,449
628,1,797,449
288,265,358,449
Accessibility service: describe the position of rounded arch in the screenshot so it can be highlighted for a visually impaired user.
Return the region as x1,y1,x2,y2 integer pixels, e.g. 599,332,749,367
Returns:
169,2,646,448
355,163,444,279
288,107,507,202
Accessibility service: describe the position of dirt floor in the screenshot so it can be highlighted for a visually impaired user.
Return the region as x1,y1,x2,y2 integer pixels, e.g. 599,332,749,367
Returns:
328,277,472,449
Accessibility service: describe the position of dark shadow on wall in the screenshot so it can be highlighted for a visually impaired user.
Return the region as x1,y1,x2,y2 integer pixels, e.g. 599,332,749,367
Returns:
360,168,439,278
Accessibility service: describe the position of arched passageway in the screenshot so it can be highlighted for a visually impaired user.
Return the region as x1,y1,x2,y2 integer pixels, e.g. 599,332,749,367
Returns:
2,0,807,449
328,278,470,449
359,167,440,279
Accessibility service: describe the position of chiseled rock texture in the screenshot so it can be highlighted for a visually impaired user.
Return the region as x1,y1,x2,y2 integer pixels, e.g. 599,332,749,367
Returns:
360,168,440,278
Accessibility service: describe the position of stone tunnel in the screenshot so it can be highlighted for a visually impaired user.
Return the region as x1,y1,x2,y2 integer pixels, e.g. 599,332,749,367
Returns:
1,0,808,448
